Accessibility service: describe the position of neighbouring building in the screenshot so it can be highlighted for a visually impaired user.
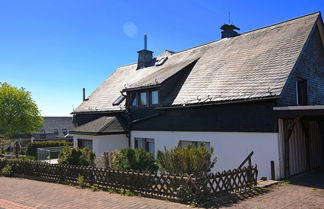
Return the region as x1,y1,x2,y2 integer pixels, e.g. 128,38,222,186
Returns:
70,12,324,180
32,117,74,142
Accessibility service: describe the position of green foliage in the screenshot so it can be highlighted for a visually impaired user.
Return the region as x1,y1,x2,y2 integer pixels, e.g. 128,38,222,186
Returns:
26,141,72,159
1,164,13,177
112,148,158,172
156,145,216,176
77,175,86,188
120,188,134,196
23,155,36,161
91,184,100,192
0,82,43,138
58,146,95,166
281,180,291,185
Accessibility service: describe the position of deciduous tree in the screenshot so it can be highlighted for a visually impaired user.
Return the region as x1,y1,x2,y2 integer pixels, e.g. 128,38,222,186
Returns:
0,82,43,156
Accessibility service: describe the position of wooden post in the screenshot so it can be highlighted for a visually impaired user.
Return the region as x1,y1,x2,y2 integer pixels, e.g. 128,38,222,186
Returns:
301,119,311,171
283,119,290,179
271,161,275,180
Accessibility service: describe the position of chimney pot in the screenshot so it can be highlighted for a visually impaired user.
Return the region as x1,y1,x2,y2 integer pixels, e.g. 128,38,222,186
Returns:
82,88,86,101
220,24,240,38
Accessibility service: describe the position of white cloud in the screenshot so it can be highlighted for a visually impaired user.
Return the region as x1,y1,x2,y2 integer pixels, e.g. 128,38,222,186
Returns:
123,21,138,38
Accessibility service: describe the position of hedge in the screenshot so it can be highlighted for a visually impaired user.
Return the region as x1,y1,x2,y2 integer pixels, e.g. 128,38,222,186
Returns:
26,141,72,159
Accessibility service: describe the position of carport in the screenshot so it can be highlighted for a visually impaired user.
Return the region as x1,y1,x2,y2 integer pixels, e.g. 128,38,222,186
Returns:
274,105,324,179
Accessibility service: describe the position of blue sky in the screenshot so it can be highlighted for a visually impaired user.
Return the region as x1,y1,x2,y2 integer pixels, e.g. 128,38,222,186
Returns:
0,0,323,116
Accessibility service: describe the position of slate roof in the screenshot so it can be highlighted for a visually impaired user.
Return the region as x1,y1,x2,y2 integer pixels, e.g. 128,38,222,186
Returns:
74,12,321,113
34,117,73,137
70,116,126,135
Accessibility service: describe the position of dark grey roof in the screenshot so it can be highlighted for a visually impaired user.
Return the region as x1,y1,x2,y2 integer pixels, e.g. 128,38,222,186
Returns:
74,12,322,113
34,117,73,137
70,116,126,135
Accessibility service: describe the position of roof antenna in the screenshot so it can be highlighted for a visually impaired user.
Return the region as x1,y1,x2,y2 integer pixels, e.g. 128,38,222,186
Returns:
144,34,147,50
228,12,231,24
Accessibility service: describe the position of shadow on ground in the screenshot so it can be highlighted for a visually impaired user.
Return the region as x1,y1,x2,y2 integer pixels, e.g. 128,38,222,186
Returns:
289,167,324,189
201,187,270,208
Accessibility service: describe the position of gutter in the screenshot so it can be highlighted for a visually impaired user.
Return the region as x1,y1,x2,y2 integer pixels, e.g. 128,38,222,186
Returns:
155,96,278,110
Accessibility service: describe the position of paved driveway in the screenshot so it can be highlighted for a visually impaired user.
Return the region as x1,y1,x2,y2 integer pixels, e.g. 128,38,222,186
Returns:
0,172,324,209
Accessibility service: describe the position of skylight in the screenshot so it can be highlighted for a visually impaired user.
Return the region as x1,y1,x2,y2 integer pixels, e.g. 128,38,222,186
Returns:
155,57,168,66
113,95,126,106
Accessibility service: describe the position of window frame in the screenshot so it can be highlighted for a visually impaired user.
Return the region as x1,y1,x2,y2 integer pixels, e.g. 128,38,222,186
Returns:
77,139,93,150
179,140,211,151
134,137,155,154
296,78,307,105
62,129,68,136
150,90,159,106
130,92,138,107
139,91,148,107
54,129,59,135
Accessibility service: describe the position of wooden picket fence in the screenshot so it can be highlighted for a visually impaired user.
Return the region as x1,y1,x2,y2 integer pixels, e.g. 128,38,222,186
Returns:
0,159,258,201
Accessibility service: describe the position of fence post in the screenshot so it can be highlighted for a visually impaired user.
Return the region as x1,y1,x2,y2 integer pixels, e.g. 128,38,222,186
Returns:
271,161,275,180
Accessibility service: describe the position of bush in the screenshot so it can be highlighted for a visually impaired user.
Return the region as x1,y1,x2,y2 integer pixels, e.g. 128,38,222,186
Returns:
77,175,86,188
58,147,95,166
26,141,72,159
1,164,13,177
156,145,216,176
112,148,158,172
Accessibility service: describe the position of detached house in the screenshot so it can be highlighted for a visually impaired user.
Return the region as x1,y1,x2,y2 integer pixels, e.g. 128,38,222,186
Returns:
71,12,324,180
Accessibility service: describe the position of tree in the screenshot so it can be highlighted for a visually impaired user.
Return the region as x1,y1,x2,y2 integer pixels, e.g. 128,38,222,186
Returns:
0,83,43,156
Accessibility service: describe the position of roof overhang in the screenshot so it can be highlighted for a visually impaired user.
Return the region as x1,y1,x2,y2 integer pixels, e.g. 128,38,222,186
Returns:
69,131,127,136
273,105,324,119
71,109,125,115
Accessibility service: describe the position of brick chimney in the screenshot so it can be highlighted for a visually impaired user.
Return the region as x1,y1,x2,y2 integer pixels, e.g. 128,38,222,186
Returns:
137,35,154,70
220,24,240,38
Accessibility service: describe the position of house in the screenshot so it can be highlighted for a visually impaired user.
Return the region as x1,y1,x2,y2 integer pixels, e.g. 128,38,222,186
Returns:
31,117,74,142
70,12,324,180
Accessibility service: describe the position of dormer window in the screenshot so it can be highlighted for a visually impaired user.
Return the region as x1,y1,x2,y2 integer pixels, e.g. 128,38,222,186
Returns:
151,90,159,105
131,93,138,107
128,89,159,108
139,92,147,106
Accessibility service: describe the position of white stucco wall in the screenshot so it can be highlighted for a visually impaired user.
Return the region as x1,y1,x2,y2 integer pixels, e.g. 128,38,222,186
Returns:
131,131,280,180
72,134,128,157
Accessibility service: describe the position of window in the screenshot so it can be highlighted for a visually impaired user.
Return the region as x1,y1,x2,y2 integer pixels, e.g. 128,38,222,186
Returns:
179,140,210,150
62,129,68,136
139,92,147,106
151,90,159,105
296,78,307,105
78,139,93,150
54,129,59,135
131,93,138,107
135,138,155,154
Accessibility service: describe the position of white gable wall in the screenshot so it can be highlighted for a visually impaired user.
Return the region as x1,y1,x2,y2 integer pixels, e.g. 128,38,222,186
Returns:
72,134,128,157
131,131,280,180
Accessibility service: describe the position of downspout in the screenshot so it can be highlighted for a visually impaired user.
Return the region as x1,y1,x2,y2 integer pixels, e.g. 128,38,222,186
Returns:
122,91,132,148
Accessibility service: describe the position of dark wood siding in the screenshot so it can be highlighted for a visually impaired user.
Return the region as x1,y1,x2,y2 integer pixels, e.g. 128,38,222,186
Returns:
131,100,278,132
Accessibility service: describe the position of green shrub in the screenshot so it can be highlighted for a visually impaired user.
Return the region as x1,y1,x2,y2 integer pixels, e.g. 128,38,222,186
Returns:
156,145,216,176
77,175,86,188
58,147,95,166
112,148,158,172
91,184,100,192
26,141,72,159
1,164,13,177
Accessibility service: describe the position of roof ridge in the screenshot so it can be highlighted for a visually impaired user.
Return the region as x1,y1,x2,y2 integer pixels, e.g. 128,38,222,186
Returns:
115,12,320,69
167,11,321,56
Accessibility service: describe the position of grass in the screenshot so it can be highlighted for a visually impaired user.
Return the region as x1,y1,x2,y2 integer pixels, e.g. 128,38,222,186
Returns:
281,180,290,185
